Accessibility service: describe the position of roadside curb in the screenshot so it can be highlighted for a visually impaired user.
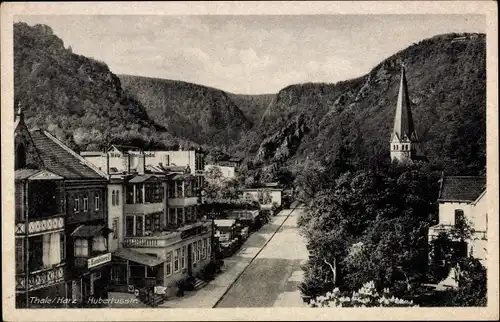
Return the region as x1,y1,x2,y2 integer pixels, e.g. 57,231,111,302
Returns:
212,207,297,308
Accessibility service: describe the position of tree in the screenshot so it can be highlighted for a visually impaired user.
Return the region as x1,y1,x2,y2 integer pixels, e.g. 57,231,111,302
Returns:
299,162,438,299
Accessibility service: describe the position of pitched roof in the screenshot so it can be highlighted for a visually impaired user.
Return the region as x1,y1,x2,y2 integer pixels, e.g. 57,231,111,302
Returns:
30,129,106,180
392,65,417,142
438,176,486,202
109,145,142,153
169,173,193,181
128,174,163,183
15,169,41,180
71,224,112,237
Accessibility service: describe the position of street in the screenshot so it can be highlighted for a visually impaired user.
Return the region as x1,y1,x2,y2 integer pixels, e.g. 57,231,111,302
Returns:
214,207,308,307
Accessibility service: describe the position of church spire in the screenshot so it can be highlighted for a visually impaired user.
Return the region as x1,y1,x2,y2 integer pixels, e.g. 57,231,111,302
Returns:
390,64,422,163
392,64,416,141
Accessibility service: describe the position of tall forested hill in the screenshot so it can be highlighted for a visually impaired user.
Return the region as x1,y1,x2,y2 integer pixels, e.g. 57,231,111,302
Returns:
240,33,486,176
14,21,486,176
226,93,276,126
119,75,253,147
13,22,194,152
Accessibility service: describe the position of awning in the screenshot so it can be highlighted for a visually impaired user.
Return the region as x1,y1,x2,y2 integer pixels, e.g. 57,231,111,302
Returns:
71,225,113,237
113,248,165,267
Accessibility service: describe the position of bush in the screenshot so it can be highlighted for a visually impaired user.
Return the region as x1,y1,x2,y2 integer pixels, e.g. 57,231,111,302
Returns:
309,281,417,308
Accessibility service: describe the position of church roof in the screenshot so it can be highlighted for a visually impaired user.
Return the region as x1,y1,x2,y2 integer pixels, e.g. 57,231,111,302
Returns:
392,65,417,141
438,176,486,202
30,129,107,180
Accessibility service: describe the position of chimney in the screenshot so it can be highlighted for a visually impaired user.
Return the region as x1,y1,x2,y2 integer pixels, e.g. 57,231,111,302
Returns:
138,153,145,175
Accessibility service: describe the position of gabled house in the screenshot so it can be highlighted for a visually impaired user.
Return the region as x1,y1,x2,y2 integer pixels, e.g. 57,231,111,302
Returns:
428,175,487,267
14,104,111,307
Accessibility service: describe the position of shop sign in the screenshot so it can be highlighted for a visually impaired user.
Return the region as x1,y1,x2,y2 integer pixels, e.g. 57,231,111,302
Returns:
87,252,111,269
154,286,167,295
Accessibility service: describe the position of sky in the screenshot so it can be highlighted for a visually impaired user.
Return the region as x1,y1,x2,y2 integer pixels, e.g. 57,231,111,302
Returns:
17,14,485,94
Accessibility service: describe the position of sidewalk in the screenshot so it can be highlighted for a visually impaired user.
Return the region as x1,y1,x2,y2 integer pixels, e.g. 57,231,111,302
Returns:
158,209,295,308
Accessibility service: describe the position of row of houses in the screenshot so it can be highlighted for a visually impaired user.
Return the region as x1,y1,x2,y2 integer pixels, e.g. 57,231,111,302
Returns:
14,106,211,307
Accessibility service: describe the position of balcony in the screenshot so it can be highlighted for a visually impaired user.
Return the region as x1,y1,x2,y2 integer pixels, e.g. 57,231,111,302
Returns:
15,214,65,235
16,263,66,292
123,232,180,248
75,252,112,269
125,202,163,215
122,222,211,248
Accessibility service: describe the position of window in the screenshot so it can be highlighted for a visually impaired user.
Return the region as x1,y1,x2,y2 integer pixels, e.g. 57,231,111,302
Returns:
60,233,66,261
135,216,143,236
112,217,119,240
126,184,134,204
28,236,43,271
145,214,152,232
83,195,89,212
153,213,161,231
74,239,89,257
116,190,120,205
168,183,175,198
174,248,180,272
125,216,134,237
176,181,183,198
197,240,202,261
181,246,186,269
93,235,107,252
455,209,465,227
192,243,197,263
135,184,143,204
146,266,157,278
74,197,80,213
207,238,211,258
177,208,184,226
112,191,115,206
95,193,100,211
166,252,172,276
168,208,175,226
202,239,207,259
15,238,24,273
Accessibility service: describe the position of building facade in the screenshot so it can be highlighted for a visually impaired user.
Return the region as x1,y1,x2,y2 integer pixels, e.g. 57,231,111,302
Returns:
428,176,488,267
82,146,212,298
243,186,284,212
14,106,111,307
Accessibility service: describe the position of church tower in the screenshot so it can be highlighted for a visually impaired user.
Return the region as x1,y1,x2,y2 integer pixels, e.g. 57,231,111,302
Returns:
390,64,420,162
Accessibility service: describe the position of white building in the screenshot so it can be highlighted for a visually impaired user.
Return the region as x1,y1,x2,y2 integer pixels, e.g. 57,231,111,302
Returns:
428,176,487,267
243,184,284,212
81,146,211,297
204,164,236,180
